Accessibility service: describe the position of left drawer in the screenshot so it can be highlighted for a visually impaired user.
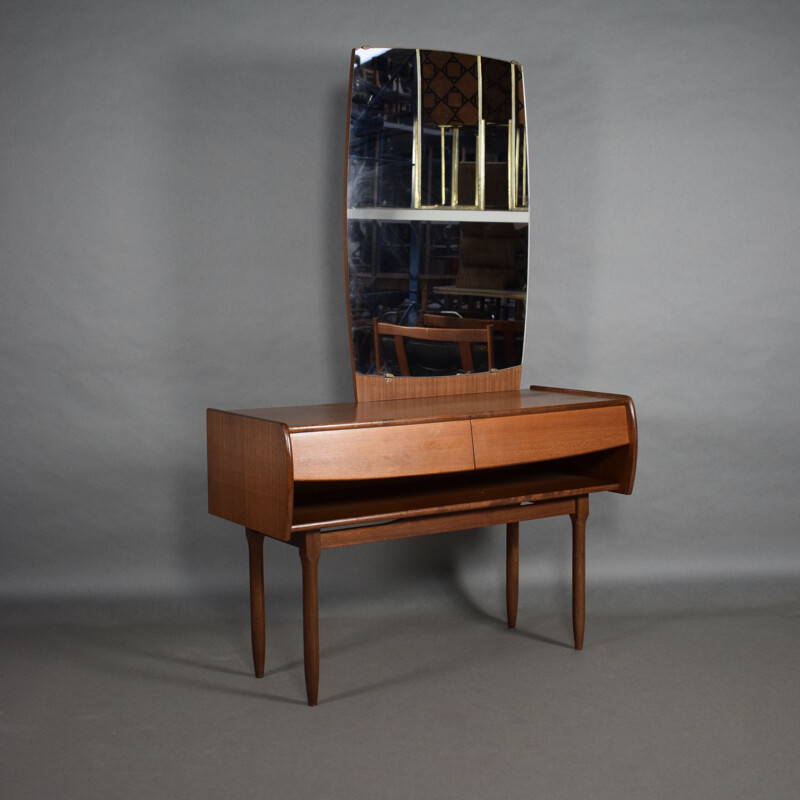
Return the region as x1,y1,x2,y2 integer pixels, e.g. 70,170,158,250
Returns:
291,421,475,481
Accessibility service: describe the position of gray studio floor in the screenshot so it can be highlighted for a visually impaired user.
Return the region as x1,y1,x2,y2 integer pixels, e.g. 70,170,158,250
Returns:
2,597,799,800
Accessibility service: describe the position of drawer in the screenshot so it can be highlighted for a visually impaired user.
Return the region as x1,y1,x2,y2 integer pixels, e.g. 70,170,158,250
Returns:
472,405,630,469
291,420,475,481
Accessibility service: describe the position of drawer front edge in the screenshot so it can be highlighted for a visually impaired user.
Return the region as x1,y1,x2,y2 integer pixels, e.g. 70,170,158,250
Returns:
291,420,475,481
472,405,630,469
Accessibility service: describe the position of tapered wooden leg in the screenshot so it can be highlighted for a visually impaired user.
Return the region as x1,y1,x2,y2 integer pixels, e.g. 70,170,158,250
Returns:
299,532,321,707
245,528,266,678
506,522,519,628
570,496,589,650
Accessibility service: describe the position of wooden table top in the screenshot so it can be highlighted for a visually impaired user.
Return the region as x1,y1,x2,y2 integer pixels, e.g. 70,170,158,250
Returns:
220,387,627,433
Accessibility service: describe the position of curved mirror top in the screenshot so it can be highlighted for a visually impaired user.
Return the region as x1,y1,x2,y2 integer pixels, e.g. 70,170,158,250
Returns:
346,48,529,381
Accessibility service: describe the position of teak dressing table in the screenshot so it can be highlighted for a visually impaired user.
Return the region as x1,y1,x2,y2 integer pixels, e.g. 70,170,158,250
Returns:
206,49,637,705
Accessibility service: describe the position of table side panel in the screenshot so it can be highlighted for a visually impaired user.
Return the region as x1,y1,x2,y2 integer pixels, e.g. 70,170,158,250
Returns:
207,410,293,541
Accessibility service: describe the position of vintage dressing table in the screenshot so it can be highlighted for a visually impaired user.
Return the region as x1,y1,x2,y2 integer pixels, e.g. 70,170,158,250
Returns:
207,48,637,705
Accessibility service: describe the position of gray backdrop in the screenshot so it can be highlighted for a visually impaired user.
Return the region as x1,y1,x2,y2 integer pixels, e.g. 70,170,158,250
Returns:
2,0,799,613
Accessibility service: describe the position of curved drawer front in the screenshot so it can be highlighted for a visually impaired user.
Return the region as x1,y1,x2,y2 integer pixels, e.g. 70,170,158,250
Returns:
472,405,630,469
291,420,475,481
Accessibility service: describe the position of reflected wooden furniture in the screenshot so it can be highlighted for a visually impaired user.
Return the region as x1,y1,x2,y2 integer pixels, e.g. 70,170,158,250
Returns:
432,286,527,302
207,385,637,705
421,313,524,369
433,284,527,320
373,318,495,375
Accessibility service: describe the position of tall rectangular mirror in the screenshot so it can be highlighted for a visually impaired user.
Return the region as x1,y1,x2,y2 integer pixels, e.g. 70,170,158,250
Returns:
345,48,530,401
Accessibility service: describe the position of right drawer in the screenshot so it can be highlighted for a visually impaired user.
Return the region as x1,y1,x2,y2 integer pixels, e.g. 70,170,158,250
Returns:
471,405,630,469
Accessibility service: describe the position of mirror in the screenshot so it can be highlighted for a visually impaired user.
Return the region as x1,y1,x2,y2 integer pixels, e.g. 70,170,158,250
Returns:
345,48,529,387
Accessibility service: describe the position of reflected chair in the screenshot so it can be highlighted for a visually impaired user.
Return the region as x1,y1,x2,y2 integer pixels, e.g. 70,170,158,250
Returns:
374,319,494,377
421,313,524,370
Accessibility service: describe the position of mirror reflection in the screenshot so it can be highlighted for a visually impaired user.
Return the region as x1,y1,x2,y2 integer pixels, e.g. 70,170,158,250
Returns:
347,48,529,378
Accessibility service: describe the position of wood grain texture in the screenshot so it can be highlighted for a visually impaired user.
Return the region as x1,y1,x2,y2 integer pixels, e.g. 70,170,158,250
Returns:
472,405,630,468
232,387,619,432
525,388,638,495
291,420,475,481
207,410,293,541
354,365,521,402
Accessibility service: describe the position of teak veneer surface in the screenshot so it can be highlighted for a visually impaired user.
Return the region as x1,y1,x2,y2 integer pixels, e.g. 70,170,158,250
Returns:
207,383,637,705
472,405,630,468
230,387,627,432
208,386,636,541
206,410,293,538
291,420,475,481
353,365,522,402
